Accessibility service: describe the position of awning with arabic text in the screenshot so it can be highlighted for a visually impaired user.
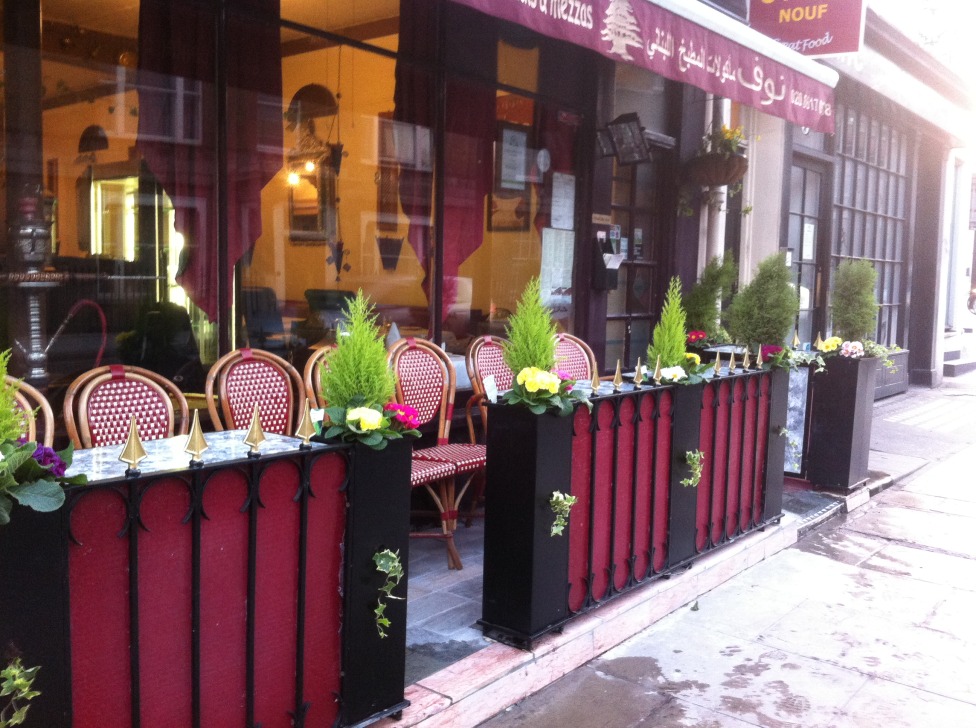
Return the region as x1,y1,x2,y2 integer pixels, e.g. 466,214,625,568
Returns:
448,0,838,133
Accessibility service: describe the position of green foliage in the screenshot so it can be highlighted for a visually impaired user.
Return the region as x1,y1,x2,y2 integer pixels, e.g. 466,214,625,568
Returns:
319,290,396,410
831,260,879,341
680,449,705,488
647,277,687,369
683,256,738,340
503,278,557,374
1,657,40,727
726,253,799,348
372,549,404,638
0,352,27,443
549,490,577,537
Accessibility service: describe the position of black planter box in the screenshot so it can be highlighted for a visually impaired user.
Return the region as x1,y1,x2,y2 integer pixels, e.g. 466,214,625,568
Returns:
334,439,413,727
807,356,878,491
480,404,574,647
666,383,705,567
874,349,909,399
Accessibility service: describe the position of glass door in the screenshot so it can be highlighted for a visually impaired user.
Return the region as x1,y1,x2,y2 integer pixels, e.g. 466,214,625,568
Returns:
786,160,829,347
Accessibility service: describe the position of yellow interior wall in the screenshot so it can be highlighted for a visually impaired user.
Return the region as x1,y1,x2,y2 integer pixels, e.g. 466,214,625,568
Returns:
249,34,432,310
42,90,141,257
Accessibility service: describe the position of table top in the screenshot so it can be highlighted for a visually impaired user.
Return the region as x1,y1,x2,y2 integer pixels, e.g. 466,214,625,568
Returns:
66,430,326,483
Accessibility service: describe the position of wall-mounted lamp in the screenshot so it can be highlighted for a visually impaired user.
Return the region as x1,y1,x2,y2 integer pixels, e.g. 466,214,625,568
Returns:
604,113,650,165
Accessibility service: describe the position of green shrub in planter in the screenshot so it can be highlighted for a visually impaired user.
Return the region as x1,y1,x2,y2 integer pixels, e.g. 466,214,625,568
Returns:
684,256,737,342
647,276,687,368
726,252,798,349
831,260,878,341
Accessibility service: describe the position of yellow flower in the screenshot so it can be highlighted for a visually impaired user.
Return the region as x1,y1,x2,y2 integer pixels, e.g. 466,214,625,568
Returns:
517,367,560,395
818,336,842,353
685,352,701,367
347,406,382,431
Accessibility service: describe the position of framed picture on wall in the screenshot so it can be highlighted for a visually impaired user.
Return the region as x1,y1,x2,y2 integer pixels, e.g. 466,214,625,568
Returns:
490,122,531,231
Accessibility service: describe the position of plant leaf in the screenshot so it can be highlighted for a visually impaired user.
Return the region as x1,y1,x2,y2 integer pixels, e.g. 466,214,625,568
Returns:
7,478,66,512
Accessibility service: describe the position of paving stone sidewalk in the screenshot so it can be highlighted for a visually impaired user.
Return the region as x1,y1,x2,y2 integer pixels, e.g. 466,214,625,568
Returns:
479,371,976,727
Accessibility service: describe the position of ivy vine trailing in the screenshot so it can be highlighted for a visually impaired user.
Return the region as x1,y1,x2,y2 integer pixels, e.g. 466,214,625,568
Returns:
681,450,705,488
1,657,40,727
549,490,577,537
372,549,404,639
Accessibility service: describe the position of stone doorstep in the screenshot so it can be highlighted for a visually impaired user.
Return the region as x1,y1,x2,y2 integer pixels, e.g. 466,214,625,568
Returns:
376,517,803,728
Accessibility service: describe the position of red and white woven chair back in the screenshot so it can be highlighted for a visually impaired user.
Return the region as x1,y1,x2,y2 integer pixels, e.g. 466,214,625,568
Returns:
206,348,303,435
224,361,297,435
389,338,454,440
64,365,189,449
555,333,597,382
467,335,514,394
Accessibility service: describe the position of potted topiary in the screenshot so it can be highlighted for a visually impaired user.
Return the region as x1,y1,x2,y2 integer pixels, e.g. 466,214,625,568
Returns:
482,278,589,645
726,252,799,358
313,290,415,724
683,256,738,358
807,260,883,490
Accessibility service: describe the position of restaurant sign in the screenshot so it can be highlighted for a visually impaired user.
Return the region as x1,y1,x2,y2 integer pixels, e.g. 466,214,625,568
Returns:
449,0,834,132
749,0,865,57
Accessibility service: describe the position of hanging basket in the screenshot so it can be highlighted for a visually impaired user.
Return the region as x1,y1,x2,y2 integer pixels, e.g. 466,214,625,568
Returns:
684,152,748,187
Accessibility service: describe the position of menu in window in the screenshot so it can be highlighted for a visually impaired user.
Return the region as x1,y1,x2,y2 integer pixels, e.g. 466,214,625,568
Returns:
550,173,576,230
541,228,575,317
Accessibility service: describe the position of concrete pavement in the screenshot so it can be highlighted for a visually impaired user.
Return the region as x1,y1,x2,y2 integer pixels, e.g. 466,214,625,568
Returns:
478,370,976,727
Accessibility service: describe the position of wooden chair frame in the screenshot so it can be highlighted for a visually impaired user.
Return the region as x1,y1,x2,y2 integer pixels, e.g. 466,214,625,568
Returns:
8,376,55,448
302,345,335,410
205,347,304,434
63,365,189,449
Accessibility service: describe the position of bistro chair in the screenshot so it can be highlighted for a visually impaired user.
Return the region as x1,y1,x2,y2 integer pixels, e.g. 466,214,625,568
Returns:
464,334,515,441
388,337,487,569
63,365,190,449
462,335,514,524
554,332,599,381
205,347,304,435
7,376,55,448
302,344,335,409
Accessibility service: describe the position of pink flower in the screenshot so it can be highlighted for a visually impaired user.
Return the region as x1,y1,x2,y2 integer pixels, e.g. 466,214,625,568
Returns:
686,330,707,344
760,344,783,359
384,402,420,428
553,369,573,381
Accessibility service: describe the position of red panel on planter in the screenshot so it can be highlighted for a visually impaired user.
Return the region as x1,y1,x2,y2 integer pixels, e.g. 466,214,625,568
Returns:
69,488,132,727
738,377,760,532
630,393,656,580
568,406,593,612
254,460,301,728
725,379,744,540
710,381,730,546
200,468,250,726
652,390,672,573
612,397,636,591
588,401,616,601
302,453,347,726
138,478,193,726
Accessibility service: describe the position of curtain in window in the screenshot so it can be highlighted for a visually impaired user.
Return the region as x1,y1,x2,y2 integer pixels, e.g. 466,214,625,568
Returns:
137,0,282,320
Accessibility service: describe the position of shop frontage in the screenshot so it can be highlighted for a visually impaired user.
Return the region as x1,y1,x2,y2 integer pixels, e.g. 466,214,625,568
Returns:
1,0,835,401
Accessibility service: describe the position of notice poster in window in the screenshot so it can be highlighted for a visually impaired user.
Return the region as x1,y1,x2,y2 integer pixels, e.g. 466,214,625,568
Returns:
551,172,576,230
499,125,528,191
541,227,575,320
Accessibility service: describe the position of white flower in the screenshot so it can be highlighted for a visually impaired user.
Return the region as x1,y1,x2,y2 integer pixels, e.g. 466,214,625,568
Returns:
841,340,864,358
660,366,687,382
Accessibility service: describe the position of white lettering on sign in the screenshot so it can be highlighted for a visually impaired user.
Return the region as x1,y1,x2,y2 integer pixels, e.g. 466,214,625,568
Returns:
521,0,594,30
780,30,834,53
790,89,832,116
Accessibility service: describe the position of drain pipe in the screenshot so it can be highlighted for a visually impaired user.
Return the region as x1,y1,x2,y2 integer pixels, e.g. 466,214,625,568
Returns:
704,95,731,268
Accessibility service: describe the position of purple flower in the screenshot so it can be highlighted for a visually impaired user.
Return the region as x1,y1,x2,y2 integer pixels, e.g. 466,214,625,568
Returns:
32,445,66,477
